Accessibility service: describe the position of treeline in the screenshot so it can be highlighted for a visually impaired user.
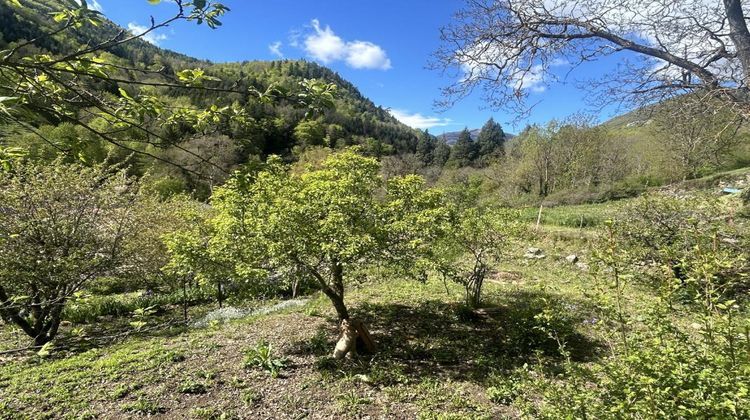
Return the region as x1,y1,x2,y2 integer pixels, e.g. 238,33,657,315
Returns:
384,109,750,206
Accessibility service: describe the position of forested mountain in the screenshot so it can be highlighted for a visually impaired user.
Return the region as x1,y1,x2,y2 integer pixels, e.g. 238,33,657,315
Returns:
437,128,480,144
0,0,421,196
437,128,515,145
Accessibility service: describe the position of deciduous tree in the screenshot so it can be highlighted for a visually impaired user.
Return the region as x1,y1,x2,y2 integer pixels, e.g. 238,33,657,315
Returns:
435,0,750,116
203,150,447,349
0,160,138,345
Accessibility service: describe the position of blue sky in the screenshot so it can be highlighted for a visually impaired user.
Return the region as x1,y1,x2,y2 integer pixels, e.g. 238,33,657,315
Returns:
92,0,626,134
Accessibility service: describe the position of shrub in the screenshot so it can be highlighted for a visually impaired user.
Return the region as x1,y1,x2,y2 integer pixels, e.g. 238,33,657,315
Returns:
533,210,750,419
433,207,525,308
0,160,139,345
611,193,749,299
519,309,750,419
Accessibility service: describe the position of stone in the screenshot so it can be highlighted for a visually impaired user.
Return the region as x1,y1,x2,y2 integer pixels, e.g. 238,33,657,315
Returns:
565,254,579,264
524,247,546,259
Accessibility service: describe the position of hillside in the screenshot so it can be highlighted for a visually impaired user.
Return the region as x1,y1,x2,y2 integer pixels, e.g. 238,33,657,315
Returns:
2,2,750,418
0,0,421,192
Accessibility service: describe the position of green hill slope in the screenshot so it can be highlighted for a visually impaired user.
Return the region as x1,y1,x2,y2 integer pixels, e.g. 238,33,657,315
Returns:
0,0,420,194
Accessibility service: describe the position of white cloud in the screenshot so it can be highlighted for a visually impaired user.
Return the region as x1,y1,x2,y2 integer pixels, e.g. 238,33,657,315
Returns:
305,19,347,63
303,19,391,70
288,29,302,48
269,41,284,58
127,22,168,46
346,41,391,70
513,65,546,93
390,109,453,130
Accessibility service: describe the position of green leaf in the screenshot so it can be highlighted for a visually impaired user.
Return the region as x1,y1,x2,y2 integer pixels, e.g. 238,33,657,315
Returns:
147,0,162,4
130,321,147,330
37,342,54,358
118,88,133,101
9,0,22,7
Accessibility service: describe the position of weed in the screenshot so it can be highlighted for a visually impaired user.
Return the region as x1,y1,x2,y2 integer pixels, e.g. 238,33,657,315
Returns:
306,328,330,355
242,389,262,406
244,341,286,378
179,379,208,394
110,383,139,400
190,407,233,419
120,398,165,415
486,372,523,405
336,389,372,414
166,350,186,363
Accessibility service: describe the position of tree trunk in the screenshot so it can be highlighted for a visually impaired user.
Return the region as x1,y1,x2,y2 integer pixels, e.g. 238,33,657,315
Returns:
182,280,189,321
321,286,349,320
466,265,487,309
300,260,377,356
34,333,53,347
216,280,223,309
724,0,750,87
0,287,38,339
321,260,350,320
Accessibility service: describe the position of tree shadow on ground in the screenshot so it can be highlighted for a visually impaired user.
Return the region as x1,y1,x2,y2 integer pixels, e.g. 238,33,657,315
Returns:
53,317,192,356
295,289,602,386
1,308,205,359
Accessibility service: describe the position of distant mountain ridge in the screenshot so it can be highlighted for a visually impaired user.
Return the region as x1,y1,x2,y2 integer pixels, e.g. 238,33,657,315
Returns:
437,128,515,145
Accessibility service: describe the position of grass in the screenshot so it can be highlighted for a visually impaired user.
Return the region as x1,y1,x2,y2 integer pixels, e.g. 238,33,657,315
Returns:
519,200,628,229
0,259,603,418
517,164,750,231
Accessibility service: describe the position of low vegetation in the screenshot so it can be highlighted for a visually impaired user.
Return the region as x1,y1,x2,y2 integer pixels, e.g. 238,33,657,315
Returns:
1,152,749,418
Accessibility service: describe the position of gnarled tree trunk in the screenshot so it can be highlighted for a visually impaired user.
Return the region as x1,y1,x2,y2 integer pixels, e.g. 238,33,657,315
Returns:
0,285,63,346
303,260,376,357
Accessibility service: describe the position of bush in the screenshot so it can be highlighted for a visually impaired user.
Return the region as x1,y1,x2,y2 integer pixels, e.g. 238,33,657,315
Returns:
532,203,750,419
519,309,750,419
0,160,139,345
611,193,749,299
63,286,215,324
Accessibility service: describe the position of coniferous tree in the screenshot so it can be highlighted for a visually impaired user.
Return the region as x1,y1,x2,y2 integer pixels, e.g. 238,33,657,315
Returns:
433,139,451,167
449,128,477,167
415,129,435,165
476,118,505,165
